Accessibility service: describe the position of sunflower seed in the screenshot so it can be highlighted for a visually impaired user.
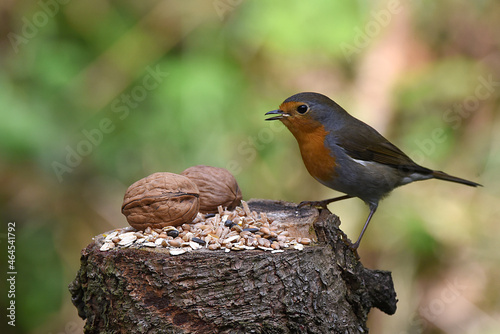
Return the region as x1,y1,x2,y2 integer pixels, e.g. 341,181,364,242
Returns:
167,229,179,238
191,237,206,245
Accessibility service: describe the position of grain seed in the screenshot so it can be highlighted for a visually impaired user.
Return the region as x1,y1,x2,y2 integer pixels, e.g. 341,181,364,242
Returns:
100,242,115,251
170,248,187,256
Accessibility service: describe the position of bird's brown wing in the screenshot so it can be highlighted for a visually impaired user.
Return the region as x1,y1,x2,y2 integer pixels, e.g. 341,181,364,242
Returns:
334,123,433,174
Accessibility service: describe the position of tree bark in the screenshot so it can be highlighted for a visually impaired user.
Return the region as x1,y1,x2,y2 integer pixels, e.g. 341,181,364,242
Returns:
69,199,397,333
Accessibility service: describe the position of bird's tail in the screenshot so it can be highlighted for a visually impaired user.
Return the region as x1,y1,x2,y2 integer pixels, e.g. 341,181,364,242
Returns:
432,170,482,187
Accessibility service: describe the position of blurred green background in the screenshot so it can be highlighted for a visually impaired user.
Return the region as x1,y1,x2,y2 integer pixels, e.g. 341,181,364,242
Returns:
0,0,498,333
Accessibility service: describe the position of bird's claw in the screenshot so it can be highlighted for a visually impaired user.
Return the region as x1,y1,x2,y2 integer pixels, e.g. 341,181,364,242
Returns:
299,198,360,259
338,235,360,259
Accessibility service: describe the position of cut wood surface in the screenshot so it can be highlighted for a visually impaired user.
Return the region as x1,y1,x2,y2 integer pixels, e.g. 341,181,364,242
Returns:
69,199,397,333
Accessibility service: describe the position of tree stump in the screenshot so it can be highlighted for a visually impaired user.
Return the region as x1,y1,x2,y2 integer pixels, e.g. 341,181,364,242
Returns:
69,199,397,333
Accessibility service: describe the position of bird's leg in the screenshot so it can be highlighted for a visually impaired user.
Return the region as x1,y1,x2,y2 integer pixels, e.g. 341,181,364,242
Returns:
298,194,353,210
351,203,378,249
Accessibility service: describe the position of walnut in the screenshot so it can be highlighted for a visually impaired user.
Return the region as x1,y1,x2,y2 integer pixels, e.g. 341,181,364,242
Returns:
181,165,242,213
121,172,200,230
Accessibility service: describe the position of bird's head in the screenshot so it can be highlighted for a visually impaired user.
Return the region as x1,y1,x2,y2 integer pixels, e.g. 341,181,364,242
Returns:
265,92,347,137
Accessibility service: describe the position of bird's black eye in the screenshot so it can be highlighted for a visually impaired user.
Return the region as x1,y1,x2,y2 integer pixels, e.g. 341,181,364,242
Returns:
296,104,308,114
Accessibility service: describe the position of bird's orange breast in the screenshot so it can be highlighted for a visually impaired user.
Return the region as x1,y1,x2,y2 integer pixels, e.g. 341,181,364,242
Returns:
285,118,337,183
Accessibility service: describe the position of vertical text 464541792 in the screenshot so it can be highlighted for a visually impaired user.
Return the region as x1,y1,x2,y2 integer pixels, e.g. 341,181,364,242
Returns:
7,221,16,327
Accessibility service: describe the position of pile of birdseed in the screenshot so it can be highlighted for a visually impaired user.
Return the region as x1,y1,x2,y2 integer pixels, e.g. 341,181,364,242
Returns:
98,201,312,255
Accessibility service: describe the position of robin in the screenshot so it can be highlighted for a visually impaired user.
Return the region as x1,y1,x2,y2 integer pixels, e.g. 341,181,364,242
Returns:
265,92,481,250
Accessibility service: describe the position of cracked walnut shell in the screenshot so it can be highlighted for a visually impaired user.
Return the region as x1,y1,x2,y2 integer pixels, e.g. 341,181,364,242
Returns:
181,165,242,213
122,172,200,230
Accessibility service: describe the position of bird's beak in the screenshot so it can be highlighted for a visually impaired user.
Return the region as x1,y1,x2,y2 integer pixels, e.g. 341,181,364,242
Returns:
265,109,289,121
